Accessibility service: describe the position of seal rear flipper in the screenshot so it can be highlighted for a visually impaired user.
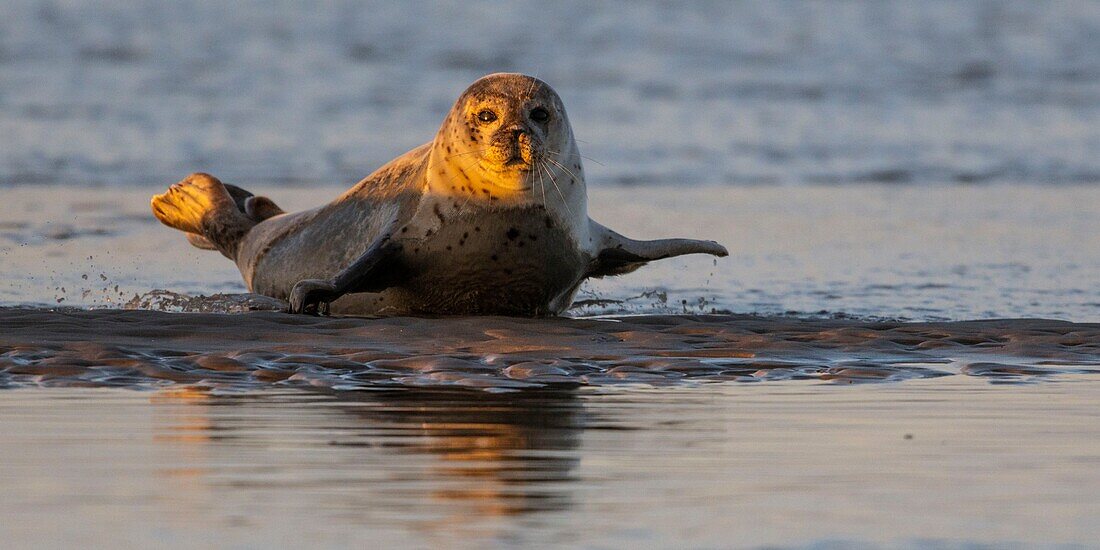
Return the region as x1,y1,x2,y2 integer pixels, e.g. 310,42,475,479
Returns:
586,219,728,278
288,234,406,315
151,172,257,259
221,183,285,222
244,195,285,221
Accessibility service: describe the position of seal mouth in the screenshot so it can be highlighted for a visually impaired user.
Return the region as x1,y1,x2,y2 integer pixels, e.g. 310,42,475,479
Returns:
480,156,534,174
504,158,533,171
490,180,533,192
485,137,538,172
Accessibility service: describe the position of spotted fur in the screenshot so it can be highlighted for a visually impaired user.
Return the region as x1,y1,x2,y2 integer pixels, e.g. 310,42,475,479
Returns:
151,73,727,316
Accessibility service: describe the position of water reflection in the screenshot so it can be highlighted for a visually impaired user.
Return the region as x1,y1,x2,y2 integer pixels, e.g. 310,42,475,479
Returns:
346,389,583,516
149,387,583,538
5,382,1100,547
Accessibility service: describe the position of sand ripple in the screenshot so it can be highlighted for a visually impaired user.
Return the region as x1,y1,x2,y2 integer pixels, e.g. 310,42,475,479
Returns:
1,308,1098,391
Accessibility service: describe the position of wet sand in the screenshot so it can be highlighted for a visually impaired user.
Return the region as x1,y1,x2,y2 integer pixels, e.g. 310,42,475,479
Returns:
2,308,1098,391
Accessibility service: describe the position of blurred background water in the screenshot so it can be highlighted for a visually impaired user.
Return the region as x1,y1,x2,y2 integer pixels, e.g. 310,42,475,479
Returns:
2,0,1099,187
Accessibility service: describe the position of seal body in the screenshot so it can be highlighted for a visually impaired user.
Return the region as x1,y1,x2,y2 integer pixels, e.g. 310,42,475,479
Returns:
245,201,588,316
151,73,727,316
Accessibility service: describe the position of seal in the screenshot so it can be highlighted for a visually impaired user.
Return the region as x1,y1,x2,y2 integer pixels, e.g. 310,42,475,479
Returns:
151,73,728,316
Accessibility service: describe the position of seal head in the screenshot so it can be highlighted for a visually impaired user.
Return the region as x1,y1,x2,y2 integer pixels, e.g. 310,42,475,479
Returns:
425,73,587,228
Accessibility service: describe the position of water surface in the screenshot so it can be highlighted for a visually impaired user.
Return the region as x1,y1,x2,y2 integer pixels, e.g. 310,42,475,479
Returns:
3,184,1098,321
2,382,1099,548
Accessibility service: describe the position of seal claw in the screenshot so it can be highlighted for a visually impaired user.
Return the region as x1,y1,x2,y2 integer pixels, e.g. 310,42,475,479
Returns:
289,279,339,315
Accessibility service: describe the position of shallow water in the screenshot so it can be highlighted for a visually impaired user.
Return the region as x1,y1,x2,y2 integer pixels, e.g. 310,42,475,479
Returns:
3,184,1099,321
2,381,1099,548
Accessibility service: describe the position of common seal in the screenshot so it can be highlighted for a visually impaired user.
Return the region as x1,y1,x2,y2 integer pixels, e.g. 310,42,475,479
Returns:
151,73,727,316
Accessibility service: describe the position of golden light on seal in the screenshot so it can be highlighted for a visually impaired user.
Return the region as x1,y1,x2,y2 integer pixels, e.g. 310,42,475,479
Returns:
150,73,727,316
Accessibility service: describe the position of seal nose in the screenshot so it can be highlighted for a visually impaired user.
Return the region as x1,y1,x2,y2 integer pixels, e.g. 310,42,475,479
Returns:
497,124,533,164
516,130,535,163
506,125,526,143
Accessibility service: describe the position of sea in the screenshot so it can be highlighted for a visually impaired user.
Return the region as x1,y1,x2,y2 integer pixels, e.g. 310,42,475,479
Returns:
1,2,1099,548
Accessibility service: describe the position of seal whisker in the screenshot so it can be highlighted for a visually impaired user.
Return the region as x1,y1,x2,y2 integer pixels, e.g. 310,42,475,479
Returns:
579,154,604,166
536,158,549,207
540,160,574,219
428,146,484,210
526,68,540,99
445,148,489,160
454,154,487,211
548,147,604,167
545,156,581,185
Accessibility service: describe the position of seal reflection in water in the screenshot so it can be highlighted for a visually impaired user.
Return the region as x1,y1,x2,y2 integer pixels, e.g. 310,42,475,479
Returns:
151,73,727,315
150,388,582,536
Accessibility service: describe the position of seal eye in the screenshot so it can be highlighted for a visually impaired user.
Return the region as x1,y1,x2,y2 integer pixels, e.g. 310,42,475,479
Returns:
477,110,497,123
529,107,550,123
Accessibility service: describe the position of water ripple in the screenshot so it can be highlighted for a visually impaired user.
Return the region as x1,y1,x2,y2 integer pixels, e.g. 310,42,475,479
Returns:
2,308,1097,392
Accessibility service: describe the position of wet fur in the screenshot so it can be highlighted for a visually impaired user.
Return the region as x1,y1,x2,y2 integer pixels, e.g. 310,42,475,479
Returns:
152,73,727,316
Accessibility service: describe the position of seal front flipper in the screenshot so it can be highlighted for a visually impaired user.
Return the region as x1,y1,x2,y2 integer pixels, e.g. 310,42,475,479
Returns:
288,235,406,315
585,220,728,278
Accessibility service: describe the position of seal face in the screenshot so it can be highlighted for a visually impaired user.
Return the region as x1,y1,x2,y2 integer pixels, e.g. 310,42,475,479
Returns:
151,73,727,316
421,73,588,231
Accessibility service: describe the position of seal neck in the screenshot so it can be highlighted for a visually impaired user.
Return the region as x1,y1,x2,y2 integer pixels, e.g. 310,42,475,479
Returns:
423,124,589,236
